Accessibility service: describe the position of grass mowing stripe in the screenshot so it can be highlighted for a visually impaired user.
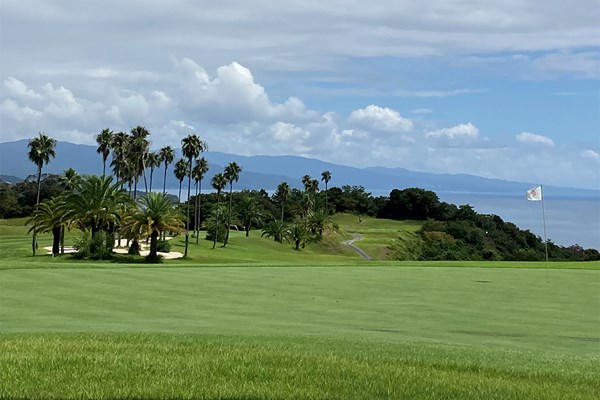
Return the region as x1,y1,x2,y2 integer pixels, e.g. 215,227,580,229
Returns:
1,333,598,400
2,267,598,355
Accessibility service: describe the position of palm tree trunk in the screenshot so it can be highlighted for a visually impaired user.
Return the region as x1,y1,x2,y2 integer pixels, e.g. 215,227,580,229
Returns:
60,226,65,254
280,201,285,223
178,181,182,203
184,161,192,258
149,230,159,261
325,182,328,214
32,165,42,256
213,194,220,249
149,168,154,192
102,158,106,177
52,226,61,256
163,164,168,194
134,176,138,199
194,181,200,244
224,183,233,246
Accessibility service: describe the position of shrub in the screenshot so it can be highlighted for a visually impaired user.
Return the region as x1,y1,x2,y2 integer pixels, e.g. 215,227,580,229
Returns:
73,231,113,260
156,240,171,253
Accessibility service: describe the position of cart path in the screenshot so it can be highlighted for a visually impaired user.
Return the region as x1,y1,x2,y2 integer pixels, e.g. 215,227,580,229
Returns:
343,233,372,260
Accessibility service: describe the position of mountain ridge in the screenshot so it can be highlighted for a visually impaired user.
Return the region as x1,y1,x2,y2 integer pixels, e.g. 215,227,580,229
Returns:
1,139,598,197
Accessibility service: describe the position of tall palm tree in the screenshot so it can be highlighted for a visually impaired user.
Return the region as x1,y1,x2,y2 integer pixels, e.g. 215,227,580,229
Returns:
96,128,113,177
321,170,331,214
27,132,56,256
223,161,242,246
130,127,151,197
26,196,67,256
192,157,209,244
146,151,161,192
274,182,291,223
110,131,128,187
159,145,175,194
174,159,188,203
181,134,208,257
128,192,185,261
211,172,227,249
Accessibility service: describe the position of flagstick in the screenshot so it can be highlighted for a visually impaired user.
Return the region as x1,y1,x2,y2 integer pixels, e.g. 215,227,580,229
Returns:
541,185,549,283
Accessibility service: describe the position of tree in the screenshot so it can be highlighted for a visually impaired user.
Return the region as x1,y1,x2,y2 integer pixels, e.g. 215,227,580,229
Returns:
286,222,310,250
192,157,209,244
96,128,113,177
110,131,128,187
159,145,175,194
26,196,67,256
129,126,150,197
128,192,185,261
274,182,291,223
223,161,242,246
60,168,80,192
238,194,265,237
321,170,331,214
308,209,334,237
174,159,189,203
146,151,161,192
27,132,56,256
181,134,208,258
211,172,227,249
261,220,289,244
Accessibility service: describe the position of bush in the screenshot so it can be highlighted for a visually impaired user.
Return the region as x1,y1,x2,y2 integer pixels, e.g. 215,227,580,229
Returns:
156,240,171,253
128,240,140,255
73,231,113,260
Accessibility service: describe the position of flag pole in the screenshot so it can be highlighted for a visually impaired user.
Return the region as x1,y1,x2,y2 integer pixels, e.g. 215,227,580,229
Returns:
541,185,549,282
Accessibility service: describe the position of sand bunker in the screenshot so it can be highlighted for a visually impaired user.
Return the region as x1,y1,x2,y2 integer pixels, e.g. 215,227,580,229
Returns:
44,236,183,259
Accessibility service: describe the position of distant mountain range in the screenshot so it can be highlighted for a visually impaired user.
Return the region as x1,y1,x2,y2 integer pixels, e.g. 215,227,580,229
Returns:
1,139,598,198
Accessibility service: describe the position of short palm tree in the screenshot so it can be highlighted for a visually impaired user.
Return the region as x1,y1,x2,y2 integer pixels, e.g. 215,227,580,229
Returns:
26,196,67,256
27,132,57,256
174,159,189,203
321,170,331,214
211,172,227,249
238,194,265,237
261,220,289,244
223,161,242,246
146,151,161,192
96,128,113,177
192,157,209,244
129,192,185,261
159,145,175,194
286,222,310,250
61,168,80,192
181,134,208,257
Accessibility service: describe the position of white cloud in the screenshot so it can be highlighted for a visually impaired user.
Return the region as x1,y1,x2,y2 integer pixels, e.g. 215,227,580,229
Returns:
349,105,413,132
3,77,43,101
581,149,600,160
533,51,600,79
425,123,479,140
516,132,554,146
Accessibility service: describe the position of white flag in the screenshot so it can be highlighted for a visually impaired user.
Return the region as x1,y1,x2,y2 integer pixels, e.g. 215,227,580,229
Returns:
526,185,543,201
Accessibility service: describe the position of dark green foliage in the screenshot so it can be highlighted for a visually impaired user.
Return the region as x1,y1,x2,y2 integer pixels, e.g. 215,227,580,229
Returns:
73,231,113,260
156,240,171,253
128,240,140,255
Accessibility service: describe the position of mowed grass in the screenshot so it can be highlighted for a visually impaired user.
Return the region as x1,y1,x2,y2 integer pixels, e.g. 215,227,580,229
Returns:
1,216,599,398
1,266,599,399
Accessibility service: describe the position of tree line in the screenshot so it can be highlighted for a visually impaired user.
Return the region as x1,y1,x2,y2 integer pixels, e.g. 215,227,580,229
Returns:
3,129,598,262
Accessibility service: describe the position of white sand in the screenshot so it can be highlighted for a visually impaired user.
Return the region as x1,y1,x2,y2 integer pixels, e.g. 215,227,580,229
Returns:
44,236,183,259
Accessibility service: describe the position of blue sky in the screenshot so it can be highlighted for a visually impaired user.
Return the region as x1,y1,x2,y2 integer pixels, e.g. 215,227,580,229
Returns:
1,0,599,189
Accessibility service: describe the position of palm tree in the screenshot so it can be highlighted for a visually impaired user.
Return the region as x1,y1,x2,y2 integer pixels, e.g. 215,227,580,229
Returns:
238,194,265,237
308,210,334,237
61,168,80,192
146,151,161,192
26,196,67,256
261,220,289,244
159,145,175,194
321,170,331,214
274,182,291,223
211,172,227,249
181,134,208,258
27,132,56,256
96,128,113,177
129,127,150,197
128,192,185,261
110,131,128,187
192,157,209,244
286,222,310,250
223,161,242,246
174,159,188,202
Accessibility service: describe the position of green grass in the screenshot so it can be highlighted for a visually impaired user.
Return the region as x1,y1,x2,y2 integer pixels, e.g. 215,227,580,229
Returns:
1,216,599,398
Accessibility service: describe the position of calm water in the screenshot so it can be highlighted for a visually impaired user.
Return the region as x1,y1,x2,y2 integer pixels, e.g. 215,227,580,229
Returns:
436,192,600,250
166,188,600,250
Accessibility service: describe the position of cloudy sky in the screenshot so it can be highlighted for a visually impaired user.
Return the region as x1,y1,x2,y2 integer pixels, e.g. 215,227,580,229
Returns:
1,0,599,189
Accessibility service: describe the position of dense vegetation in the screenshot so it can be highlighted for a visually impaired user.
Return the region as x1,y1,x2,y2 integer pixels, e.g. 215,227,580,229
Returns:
2,130,598,262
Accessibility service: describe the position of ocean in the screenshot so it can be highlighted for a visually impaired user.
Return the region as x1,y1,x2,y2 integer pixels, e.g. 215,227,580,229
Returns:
166,188,600,250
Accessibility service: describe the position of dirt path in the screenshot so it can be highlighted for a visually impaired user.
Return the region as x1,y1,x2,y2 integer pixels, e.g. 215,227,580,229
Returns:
343,233,372,260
